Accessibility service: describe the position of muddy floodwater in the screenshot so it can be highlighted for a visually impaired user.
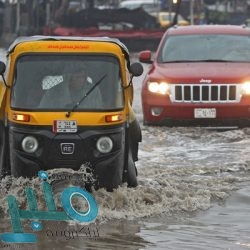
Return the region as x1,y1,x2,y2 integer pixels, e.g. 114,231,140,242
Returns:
1,53,250,249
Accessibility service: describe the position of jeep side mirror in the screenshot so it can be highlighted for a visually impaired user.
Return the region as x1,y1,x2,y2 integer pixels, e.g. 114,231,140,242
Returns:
139,50,153,64
130,62,143,77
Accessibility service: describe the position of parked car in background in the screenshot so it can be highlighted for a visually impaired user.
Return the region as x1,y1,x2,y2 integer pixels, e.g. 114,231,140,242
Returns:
151,12,190,29
139,25,250,128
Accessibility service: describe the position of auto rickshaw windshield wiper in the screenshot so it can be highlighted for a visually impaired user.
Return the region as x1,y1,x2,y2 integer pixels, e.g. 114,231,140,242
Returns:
66,74,107,118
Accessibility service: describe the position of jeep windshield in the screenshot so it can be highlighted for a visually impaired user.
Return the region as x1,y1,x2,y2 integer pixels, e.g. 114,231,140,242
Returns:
159,34,250,63
11,55,124,111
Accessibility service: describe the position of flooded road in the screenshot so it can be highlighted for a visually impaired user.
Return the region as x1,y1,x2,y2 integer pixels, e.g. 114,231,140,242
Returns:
1,53,250,249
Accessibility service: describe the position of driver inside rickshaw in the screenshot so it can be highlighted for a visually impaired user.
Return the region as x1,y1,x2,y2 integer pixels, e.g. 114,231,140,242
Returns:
39,65,103,110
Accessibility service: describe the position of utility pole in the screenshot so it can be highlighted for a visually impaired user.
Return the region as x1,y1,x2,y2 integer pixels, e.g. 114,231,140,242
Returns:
15,0,21,34
172,0,181,25
190,0,194,25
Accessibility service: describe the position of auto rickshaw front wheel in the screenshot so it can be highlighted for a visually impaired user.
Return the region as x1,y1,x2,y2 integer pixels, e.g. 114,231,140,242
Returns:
0,122,11,178
126,149,138,187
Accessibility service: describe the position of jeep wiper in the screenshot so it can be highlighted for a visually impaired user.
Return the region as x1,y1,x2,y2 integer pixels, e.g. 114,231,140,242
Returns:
66,74,107,118
162,60,195,63
192,59,233,62
162,59,233,63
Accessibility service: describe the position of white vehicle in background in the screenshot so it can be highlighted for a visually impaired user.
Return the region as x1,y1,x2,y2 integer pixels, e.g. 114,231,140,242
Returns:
119,0,160,14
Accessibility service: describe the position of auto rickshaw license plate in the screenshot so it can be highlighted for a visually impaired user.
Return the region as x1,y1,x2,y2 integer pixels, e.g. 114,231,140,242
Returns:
53,120,77,133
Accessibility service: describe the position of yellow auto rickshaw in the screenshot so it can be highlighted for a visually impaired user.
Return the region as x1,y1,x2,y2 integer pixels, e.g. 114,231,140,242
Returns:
0,36,143,191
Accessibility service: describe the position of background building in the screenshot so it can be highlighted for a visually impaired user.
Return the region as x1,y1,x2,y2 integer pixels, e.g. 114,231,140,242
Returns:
0,0,250,47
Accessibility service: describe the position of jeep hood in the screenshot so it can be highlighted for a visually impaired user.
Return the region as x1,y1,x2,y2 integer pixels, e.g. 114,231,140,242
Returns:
152,62,250,83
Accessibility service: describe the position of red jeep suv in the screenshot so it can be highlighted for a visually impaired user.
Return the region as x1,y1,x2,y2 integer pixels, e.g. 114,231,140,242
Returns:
139,25,250,128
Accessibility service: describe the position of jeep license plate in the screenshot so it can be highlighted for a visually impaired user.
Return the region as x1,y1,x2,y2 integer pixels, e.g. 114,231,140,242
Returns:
194,108,216,118
53,120,77,133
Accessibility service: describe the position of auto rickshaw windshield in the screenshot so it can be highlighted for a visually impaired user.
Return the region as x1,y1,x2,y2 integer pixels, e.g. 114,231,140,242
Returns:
11,54,124,111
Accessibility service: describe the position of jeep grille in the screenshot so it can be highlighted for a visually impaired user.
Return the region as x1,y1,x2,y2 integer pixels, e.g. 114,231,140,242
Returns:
171,84,241,103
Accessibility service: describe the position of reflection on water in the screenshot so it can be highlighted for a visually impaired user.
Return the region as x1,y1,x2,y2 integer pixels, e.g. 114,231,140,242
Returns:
140,184,250,250
0,219,149,250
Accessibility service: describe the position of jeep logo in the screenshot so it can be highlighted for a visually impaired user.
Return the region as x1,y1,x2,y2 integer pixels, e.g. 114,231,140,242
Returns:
200,78,212,83
60,143,75,154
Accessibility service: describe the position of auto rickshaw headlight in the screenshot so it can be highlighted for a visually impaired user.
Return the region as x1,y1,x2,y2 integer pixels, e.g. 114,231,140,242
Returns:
21,136,39,153
96,136,113,153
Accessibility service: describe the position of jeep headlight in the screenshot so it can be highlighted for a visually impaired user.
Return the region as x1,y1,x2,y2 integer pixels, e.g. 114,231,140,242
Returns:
148,81,170,95
22,136,39,153
96,136,113,153
242,82,250,95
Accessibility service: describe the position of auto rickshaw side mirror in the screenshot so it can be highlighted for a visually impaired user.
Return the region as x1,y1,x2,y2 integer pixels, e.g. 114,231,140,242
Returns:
130,62,143,77
0,61,6,75
0,61,8,87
